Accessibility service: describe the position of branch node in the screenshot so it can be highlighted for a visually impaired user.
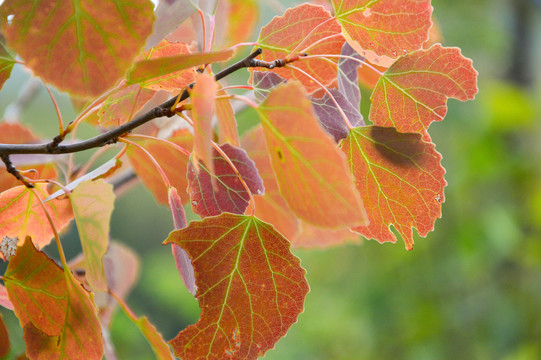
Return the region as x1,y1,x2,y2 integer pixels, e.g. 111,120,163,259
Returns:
1,154,34,188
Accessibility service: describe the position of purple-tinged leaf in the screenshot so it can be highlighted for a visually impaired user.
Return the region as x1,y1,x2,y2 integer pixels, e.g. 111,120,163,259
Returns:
187,143,265,218
337,42,363,109
0,285,13,310
252,71,287,102
168,186,196,296
145,0,196,49
311,89,364,142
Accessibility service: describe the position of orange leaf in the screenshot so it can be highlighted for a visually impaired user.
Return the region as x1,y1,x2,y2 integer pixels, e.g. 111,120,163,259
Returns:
0,0,154,97
257,82,367,228
164,213,309,360
70,179,114,292
256,4,344,93
241,125,300,240
143,40,196,91
4,238,103,360
191,72,217,175
370,44,478,133
215,0,258,48
0,184,73,248
216,86,239,146
135,317,174,360
127,130,193,204
292,223,360,248
127,49,234,85
333,0,433,66
342,126,446,250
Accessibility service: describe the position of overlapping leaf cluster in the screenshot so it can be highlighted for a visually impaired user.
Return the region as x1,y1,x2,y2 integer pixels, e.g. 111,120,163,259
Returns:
0,0,477,359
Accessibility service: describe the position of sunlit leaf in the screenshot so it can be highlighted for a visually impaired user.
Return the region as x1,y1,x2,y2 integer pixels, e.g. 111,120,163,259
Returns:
0,0,154,97
342,126,446,250
70,179,114,292
332,0,433,66
4,238,103,359
257,82,367,228
127,130,193,204
98,84,157,127
191,72,217,175
127,49,234,85
252,71,287,102
164,213,309,360
143,40,196,91
256,4,344,93
241,125,300,240
0,184,73,248
311,88,364,142
292,223,359,248
370,44,478,133
0,163,57,194
187,143,264,218
0,314,9,359
135,317,174,360
0,39,15,91
215,0,258,48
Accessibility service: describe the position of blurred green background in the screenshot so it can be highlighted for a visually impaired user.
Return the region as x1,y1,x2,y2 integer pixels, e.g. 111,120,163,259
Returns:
1,0,541,359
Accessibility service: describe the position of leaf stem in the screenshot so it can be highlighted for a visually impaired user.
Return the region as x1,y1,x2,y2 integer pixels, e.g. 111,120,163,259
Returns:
43,83,64,137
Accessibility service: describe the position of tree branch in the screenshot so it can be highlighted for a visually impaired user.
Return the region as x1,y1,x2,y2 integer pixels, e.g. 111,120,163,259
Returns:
0,47,275,156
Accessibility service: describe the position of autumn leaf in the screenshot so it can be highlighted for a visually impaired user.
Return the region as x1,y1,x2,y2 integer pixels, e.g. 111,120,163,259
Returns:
164,213,309,360
241,125,300,240
337,42,363,109
134,317,174,360
187,143,264,218
342,126,446,250
146,0,196,49
257,82,367,228
292,223,359,248
370,44,478,133
215,0,258,48
0,184,73,248
252,71,287,102
256,4,344,93
0,0,154,97
98,84,157,127
0,38,15,91
127,130,193,204
4,238,103,359
127,49,234,85
0,285,13,310
191,72,218,175
332,0,433,66
142,40,196,91
216,84,240,146
70,179,114,292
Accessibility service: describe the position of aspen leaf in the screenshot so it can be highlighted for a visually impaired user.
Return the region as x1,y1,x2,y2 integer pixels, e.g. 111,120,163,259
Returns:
0,0,154,97
252,71,287,102
292,223,359,248
127,49,234,85
98,84,157,127
70,179,114,292
256,4,344,93
257,82,367,228
370,44,479,133
332,0,433,66
241,125,300,240
0,184,73,248
216,85,240,146
134,317,174,360
4,238,103,359
164,213,309,360
342,126,446,250
191,72,218,175
0,285,13,310
0,39,15,91
187,143,264,218
146,0,196,49
216,0,258,48
127,130,193,204
337,42,363,109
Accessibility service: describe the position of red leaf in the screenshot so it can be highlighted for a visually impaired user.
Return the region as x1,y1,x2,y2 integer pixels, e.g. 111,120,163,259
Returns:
127,130,193,204
0,0,154,97
241,126,300,240
256,4,344,93
342,126,446,250
0,184,73,248
143,40,196,91
370,44,478,133
191,72,218,175
4,238,103,359
187,143,264,218
257,82,367,228
333,0,433,66
164,213,309,360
